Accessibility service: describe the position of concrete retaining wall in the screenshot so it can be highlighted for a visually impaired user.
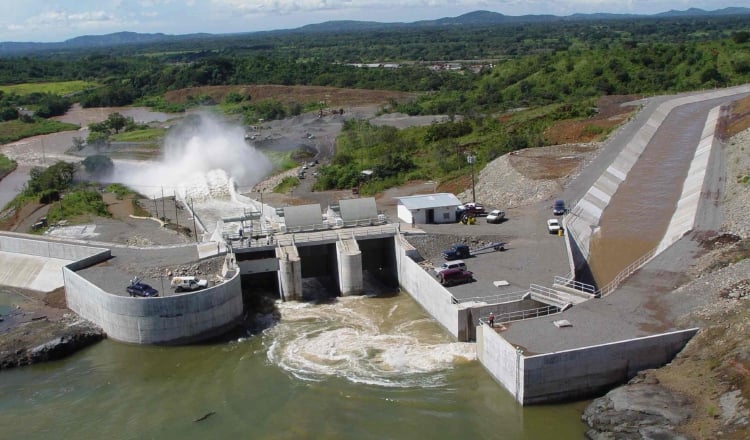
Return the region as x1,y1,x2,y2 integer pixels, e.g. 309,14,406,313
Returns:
657,105,722,253
64,268,243,344
476,324,524,401
519,328,698,405
478,326,697,404
0,234,108,262
395,234,464,339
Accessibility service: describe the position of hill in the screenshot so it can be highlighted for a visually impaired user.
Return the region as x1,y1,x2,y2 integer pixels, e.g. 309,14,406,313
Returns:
1,7,749,56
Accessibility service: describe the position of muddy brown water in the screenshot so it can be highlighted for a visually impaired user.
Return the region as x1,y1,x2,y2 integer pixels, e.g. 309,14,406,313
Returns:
588,101,715,287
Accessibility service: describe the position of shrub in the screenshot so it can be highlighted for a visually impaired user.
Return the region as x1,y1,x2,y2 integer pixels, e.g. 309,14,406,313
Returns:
81,155,114,177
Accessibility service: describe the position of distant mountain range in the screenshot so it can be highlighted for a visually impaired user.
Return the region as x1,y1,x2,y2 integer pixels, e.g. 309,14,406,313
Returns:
1,7,749,55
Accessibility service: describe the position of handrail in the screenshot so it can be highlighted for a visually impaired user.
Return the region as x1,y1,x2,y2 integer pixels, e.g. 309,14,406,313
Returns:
454,290,529,305
562,202,660,298
596,246,657,297
553,276,597,295
479,305,561,325
529,284,574,304
275,224,398,246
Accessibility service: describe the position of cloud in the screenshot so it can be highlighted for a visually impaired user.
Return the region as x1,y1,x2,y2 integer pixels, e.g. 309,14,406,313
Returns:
210,0,463,15
24,9,125,30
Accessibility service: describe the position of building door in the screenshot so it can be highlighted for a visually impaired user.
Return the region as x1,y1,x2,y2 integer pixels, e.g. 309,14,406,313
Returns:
427,209,435,224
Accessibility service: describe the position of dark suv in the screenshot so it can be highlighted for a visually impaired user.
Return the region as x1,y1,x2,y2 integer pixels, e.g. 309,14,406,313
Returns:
553,199,566,215
127,279,159,297
442,244,471,260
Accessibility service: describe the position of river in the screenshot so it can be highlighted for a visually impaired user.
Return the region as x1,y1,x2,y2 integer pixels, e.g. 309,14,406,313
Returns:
0,290,587,439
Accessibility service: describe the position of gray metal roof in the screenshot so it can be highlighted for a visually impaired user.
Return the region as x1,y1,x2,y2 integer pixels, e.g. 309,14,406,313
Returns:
395,193,462,210
340,197,378,221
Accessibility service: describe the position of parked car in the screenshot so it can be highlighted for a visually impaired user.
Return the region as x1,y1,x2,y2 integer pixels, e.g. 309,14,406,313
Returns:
553,199,566,215
438,268,474,287
442,244,471,260
127,279,159,297
433,260,467,276
486,210,506,224
170,276,208,292
457,202,485,218
547,218,562,234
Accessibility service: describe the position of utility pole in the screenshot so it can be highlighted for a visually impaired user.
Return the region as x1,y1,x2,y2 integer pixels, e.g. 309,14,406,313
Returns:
191,198,198,242
161,187,166,222
153,198,158,219
467,153,476,203
173,190,179,229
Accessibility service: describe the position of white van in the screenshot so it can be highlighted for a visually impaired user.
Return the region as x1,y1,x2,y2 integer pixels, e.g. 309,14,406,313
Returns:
170,276,208,292
433,260,467,276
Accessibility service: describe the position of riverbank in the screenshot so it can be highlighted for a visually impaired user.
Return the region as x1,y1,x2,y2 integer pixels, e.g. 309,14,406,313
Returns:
0,287,105,370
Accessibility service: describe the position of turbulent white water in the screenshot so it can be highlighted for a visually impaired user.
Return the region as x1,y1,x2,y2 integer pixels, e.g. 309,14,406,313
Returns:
264,296,476,388
109,113,272,201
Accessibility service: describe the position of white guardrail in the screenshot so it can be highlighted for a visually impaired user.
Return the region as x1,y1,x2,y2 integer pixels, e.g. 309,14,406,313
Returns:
453,290,529,305
479,305,561,325
596,246,657,297
552,276,597,295
529,284,574,305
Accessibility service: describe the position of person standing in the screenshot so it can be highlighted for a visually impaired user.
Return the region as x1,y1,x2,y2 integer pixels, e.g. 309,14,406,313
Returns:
489,312,495,328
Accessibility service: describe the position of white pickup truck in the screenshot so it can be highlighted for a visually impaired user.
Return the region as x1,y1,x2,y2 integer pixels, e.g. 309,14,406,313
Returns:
170,276,208,292
547,218,561,234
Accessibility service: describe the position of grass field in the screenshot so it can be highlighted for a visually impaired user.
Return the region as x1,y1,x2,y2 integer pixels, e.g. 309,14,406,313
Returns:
0,80,99,96
0,153,17,180
111,127,166,142
0,119,79,144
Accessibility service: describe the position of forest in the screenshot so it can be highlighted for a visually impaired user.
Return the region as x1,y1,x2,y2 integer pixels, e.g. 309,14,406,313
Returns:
1,13,750,193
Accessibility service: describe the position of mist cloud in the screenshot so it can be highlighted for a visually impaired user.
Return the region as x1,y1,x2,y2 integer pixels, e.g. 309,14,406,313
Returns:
109,113,273,201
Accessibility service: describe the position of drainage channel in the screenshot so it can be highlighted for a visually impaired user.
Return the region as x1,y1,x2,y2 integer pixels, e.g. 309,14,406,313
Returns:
588,98,726,287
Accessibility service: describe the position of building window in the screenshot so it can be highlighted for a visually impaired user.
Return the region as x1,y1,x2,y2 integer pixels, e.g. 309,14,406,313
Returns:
443,212,450,220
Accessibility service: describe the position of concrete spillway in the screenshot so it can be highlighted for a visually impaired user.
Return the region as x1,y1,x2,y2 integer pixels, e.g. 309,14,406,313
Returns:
566,85,750,288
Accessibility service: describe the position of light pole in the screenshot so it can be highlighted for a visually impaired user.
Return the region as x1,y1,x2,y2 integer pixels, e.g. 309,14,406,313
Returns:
467,153,476,203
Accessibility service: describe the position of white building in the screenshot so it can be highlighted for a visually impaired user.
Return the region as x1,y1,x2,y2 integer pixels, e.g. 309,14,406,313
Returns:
395,193,462,225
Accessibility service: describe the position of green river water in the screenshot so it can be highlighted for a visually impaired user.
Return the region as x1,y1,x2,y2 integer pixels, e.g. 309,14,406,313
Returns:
0,291,587,439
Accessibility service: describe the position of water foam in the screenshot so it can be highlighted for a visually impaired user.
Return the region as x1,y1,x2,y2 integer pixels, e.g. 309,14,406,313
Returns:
108,113,272,201
264,296,476,388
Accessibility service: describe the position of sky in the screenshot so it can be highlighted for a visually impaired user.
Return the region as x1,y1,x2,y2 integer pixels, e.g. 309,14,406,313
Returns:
0,0,745,43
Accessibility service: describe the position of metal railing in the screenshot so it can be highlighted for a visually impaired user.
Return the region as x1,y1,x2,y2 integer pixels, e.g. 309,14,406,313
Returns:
561,202,660,298
529,284,574,306
276,224,399,247
453,290,529,305
479,305,561,325
553,276,597,295
596,246,657,297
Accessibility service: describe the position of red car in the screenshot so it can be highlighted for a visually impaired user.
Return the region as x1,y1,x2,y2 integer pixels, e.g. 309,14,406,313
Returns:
438,268,474,287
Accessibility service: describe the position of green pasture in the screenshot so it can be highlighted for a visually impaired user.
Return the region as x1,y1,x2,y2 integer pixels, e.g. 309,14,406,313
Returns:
0,80,99,96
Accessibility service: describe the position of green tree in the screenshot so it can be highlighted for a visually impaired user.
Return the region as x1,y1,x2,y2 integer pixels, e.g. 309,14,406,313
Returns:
25,161,77,196
81,155,114,177
105,112,128,133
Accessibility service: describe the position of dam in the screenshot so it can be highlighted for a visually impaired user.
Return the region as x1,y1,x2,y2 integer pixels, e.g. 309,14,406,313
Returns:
2,85,748,407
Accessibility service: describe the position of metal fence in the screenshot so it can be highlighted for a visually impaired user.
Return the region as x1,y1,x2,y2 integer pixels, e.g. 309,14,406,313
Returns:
478,305,561,326
553,276,597,295
452,290,529,305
